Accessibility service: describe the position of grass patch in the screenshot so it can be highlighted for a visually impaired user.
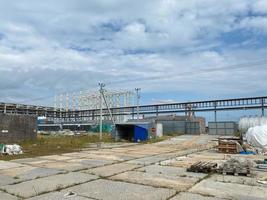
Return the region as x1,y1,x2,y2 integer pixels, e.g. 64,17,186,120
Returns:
0,133,114,161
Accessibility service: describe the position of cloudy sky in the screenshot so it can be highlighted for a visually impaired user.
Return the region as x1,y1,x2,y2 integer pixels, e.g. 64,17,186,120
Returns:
1,0,267,106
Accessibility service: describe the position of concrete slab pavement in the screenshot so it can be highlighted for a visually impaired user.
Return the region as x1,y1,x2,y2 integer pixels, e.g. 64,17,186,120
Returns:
110,170,199,191
28,191,93,200
0,191,18,200
189,179,267,200
83,163,141,177
2,134,264,200
62,179,176,200
170,192,224,200
0,172,98,198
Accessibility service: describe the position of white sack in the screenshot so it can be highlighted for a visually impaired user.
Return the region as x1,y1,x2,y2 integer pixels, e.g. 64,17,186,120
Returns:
246,126,267,149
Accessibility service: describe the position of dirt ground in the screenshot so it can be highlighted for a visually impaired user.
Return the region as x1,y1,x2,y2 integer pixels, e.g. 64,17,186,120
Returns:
0,134,266,200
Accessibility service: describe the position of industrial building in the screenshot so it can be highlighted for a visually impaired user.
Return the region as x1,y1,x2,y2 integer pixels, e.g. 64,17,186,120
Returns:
128,115,206,135
113,115,206,142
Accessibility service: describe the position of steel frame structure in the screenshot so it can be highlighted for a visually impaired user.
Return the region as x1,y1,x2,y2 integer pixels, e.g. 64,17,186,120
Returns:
1,96,266,123
54,90,134,111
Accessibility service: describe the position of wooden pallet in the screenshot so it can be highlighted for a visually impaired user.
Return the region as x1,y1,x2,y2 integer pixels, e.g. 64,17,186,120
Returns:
219,167,251,176
187,161,217,173
218,147,237,154
218,140,238,154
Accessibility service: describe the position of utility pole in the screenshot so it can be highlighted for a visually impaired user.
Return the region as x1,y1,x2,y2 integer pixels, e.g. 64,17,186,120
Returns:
135,88,141,120
99,83,105,148
101,90,117,141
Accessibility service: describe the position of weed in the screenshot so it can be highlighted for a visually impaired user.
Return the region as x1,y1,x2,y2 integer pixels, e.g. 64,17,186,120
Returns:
0,133,114,161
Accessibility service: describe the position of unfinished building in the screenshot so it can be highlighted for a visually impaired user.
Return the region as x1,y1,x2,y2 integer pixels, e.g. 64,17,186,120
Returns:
54,89,135,123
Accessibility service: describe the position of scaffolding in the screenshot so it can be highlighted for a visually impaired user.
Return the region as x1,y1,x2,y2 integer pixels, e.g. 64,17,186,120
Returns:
54,89,135,122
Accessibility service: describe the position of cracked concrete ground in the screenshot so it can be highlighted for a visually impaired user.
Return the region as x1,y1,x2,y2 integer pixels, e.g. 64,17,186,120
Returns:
0,134,266,200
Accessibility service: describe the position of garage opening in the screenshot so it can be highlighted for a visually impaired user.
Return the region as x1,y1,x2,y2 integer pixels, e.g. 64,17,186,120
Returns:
116,125,135,141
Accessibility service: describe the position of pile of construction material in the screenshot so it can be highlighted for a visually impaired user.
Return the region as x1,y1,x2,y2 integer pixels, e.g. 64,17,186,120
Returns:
187,157,256,177
218,157,254,176
256,158,267,171
239,117,267,154
246,126,267,151
38,130,88,136
218,136,244,154
187,161,217,173
0,144,23,155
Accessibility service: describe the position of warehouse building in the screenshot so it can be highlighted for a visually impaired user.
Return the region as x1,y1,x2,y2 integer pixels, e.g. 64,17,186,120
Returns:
128,115,206,135
114,115,206,142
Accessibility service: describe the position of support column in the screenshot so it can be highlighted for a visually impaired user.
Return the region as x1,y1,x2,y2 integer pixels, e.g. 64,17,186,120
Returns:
214,102,217,135
156,105,159,117
261,98,265,117
132,107,135,119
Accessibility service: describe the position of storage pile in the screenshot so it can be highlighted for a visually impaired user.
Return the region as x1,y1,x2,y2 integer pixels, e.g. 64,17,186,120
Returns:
187,161,217,173
218,136,244,154
218,157,254,176
187,157,256,177
246,125,267,151
0,144,23,155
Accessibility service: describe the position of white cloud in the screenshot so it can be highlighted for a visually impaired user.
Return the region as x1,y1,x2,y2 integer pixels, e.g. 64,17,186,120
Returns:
0,0,267,104
240,17,267,33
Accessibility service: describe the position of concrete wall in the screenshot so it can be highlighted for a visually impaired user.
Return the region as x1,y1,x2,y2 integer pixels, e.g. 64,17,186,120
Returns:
0,114,37,142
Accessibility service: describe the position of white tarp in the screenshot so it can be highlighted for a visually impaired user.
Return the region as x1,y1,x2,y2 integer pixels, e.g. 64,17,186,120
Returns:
239,117,267,132
246,125,267,149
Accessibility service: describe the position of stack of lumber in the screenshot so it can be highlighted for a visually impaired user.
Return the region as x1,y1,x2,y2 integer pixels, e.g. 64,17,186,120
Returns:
218,136,243,154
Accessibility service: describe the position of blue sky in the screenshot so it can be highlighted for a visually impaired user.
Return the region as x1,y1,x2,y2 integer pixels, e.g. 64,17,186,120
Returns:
0,0,267,111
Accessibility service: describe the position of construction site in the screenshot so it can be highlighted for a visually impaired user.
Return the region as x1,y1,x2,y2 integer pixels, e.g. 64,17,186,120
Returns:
0,89,267,199
1,1,267,199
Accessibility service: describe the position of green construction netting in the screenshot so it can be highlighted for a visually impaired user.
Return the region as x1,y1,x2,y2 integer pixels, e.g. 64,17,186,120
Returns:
90,124,114,133
0,144,5,152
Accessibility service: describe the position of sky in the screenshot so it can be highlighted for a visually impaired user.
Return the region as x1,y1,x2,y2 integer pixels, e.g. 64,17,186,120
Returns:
1,0,267,111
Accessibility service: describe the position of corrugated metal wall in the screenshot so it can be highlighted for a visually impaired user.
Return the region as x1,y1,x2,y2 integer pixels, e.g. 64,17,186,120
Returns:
127,115,205,135
185,122,201,134
208,122,237,135
156,120,185,134
156,120,201,135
